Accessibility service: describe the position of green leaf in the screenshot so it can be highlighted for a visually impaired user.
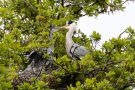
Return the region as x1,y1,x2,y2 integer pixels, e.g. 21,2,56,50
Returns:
91,31,101,41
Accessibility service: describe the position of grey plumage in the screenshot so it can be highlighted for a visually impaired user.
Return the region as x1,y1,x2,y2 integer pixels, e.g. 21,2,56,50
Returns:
64,21,89,60
70,43,88,60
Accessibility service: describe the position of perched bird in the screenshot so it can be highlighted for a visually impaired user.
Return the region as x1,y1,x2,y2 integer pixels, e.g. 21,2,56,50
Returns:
64,20,89,60
26,25,61,68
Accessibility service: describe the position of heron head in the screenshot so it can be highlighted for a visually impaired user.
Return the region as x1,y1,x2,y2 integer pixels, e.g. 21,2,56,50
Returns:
66,20,73,25
63,20,77,30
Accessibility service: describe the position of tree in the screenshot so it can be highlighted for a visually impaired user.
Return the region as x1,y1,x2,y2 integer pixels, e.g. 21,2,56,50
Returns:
0,0,135,90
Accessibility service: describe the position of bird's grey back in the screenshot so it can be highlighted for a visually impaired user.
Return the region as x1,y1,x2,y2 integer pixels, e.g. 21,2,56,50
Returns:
70,43,89,59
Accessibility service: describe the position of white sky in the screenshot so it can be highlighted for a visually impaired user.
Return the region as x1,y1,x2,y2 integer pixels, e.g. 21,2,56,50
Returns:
77,2,135,44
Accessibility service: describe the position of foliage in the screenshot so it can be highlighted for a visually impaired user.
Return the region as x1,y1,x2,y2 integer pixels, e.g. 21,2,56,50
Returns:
0,0,135,90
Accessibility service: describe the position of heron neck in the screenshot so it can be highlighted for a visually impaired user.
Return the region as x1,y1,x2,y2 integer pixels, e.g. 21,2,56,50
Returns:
66,29,75,53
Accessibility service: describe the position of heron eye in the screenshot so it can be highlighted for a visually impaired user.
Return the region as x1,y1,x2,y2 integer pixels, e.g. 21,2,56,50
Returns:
68,20,73,24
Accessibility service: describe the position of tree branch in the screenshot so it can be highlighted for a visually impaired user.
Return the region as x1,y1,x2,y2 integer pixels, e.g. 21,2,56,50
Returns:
53,60,69,73
61,0,64,7
23,0,37,12
118,29,128,38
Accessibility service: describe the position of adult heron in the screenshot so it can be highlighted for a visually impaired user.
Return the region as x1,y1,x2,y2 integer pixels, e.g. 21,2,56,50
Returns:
64,21,89,60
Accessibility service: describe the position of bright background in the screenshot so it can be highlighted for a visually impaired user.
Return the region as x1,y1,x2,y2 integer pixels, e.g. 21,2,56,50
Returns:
77,2,135,44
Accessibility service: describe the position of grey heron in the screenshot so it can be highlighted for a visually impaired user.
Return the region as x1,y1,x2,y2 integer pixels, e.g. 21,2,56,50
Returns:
22,25,62,73
64,20,89,60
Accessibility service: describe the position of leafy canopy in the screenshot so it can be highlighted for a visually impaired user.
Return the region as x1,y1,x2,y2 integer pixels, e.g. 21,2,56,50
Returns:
0,0,135,90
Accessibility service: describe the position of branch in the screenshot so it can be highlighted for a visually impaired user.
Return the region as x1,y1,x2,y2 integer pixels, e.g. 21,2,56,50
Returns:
23,0,37,12
90,36,96,50
122,0,129,5
53,60,69,73
118,29,128,38
34,64,44,82
119,79,135,90
37,0,41,4
73,7,83,15
61,0,64,7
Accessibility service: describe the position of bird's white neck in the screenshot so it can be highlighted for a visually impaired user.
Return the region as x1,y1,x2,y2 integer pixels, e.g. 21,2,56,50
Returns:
66,28,75,55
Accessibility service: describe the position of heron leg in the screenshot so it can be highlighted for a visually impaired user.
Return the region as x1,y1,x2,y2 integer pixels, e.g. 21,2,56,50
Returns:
76,60,80,71
69,60,74,72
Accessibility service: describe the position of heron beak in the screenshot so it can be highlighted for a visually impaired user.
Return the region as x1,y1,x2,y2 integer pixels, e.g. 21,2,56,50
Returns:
63,25,69,29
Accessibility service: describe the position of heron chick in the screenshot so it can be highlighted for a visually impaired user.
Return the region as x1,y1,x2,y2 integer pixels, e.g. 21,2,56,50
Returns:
64,20,89,60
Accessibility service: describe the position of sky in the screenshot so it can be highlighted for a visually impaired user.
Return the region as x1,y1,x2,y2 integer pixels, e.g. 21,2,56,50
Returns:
77,2,135,44
0,1,134,44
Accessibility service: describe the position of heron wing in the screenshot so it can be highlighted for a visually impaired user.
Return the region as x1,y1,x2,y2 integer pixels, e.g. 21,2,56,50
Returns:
70,43,88,58
74,46,88,57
